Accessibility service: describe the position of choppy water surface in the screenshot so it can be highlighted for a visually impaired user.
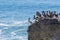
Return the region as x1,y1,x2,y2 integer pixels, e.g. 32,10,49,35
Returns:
0,0,60,40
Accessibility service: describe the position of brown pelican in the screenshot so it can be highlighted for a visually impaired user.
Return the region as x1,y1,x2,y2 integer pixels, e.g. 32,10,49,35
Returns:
54,14,58,18
49,11,54,18
35,11,41,22
33,15,35,19
28,18,32,25
36,11,41,17
42,11,46,17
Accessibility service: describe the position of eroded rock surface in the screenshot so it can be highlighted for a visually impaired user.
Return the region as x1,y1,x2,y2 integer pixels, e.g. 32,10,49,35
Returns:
28,20,60,40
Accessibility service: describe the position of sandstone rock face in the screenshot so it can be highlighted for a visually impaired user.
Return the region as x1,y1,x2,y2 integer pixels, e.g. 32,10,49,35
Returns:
27,20,60,40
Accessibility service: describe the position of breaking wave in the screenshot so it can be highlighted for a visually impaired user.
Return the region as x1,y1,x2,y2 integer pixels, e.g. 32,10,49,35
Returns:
0,20,28,40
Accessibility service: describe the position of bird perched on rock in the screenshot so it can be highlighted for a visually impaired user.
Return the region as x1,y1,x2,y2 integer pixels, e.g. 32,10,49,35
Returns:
28,18,32,25
34,11,41,22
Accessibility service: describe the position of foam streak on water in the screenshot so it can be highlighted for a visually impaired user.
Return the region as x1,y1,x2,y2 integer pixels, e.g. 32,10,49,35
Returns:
0,20,28,40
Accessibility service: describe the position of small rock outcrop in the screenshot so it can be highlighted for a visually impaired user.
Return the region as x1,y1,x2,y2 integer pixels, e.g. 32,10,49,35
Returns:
27,11,60,40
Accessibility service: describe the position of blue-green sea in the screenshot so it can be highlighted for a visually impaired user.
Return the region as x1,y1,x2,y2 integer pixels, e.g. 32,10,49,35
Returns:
0,0,60,40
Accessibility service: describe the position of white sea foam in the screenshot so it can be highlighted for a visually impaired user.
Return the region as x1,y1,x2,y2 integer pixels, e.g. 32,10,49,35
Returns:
0,34,27,40
10,32,16,36
10,35,27,40
0,20,28,26
0,23,9,26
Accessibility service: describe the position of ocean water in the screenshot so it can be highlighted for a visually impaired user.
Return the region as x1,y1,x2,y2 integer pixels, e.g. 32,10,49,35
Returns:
0,0,60,40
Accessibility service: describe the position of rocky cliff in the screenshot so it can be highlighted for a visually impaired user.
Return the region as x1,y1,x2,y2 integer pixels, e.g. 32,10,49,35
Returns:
27,19,60,40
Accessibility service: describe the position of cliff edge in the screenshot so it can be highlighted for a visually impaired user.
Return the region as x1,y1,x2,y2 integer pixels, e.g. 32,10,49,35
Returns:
27,11,60,40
